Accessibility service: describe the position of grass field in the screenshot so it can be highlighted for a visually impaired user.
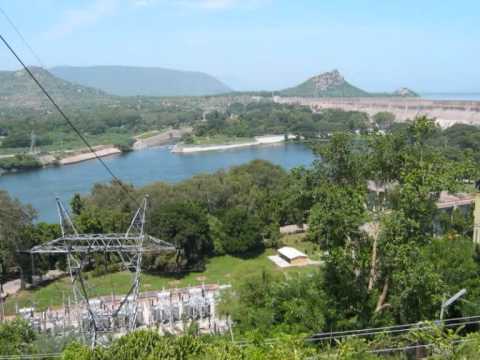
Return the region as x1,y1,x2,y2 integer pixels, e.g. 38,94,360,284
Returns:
4,236,319,316
279,233,322,260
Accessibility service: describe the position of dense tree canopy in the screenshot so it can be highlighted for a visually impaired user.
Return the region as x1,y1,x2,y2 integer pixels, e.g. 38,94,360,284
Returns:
4,105,480,358
149,201,212,269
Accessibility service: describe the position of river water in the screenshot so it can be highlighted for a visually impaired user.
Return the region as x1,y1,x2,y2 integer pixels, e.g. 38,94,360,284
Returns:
0,143,315,223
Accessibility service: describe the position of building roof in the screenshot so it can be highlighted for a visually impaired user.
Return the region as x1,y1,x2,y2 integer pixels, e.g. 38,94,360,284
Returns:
437,191,475,209
278,246,307,260
279,224,309,234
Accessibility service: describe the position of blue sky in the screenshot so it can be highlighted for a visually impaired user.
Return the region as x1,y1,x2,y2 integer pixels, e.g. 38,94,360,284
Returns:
0,0,479,92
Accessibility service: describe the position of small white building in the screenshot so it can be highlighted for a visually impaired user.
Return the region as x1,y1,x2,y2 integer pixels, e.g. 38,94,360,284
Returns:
277,247,309,266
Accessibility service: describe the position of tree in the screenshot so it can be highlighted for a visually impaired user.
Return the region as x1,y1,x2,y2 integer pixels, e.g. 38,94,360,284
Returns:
72,182,136,233
149,202,212,269
224,270,327,335
373,112,395,131
23,222,63,276
1,131,30,148
0,191,36,288
314,132,366,186
0,320,36,356
323,243,375,330
70,193,85,215
221,207,263,254
207,215,227,256
308,183,367,248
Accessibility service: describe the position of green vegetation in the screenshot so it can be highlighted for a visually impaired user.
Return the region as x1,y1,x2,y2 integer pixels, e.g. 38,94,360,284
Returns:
0,191,37,288
5,320,480,359
194,103,370,139
0,320,36,356
5,111,480,358
0,154,42,171
0,101,201,156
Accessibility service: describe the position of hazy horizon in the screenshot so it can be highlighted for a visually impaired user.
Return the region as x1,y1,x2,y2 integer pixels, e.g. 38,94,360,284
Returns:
1,1,479,93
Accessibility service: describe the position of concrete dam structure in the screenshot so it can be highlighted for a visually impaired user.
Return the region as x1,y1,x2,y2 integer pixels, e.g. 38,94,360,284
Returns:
274,96,480,128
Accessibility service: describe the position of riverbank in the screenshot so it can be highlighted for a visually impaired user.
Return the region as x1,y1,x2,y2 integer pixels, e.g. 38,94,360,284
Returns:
58,146,121,165
0,127,194,175
133,127,192,150
172,135,295,153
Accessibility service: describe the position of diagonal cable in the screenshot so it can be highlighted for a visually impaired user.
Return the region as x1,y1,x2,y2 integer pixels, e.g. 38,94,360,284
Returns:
0,33,139,207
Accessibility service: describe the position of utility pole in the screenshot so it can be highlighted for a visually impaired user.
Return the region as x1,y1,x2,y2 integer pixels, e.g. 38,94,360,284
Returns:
0,263,4,323
473,180,480,244
29,130,36,155
0,287,4,323
440,289,467,321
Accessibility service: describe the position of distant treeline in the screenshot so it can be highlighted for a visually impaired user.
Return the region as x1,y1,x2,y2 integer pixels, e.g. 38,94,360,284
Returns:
195,102,371,138
0,103,202,151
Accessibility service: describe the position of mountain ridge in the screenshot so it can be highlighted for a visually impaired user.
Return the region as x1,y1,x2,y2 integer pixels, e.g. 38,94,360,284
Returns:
50,65,232,97
0,67,111,108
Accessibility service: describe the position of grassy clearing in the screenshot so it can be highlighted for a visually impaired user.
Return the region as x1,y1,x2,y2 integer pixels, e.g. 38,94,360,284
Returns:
4,245,319,315
279,233,323,261
136,130,161,140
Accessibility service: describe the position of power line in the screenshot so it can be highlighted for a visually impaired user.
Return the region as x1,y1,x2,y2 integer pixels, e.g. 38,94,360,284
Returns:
309,319,480,342
308,314,480,341
0,6,45,68
369,338,471,355
0,33,139,207
234,314,480,347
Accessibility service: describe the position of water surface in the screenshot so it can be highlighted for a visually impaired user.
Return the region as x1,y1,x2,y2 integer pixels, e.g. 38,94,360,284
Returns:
0,143,315,222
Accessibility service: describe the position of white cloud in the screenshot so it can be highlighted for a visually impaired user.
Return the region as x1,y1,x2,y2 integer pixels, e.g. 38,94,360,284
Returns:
131,0,155,6
44,0,118,39
43,0,268,40
193,0,237,9
170,0,268,11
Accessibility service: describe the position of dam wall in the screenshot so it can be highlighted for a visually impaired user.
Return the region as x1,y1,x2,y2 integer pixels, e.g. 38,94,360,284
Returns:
274,97,480,128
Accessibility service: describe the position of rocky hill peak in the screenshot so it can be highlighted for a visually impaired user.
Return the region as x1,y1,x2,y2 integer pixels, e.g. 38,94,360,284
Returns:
393,87,418,97
310,70,345,91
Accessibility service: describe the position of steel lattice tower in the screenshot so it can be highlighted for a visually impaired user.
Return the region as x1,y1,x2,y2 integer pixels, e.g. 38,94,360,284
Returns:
29,196,175,346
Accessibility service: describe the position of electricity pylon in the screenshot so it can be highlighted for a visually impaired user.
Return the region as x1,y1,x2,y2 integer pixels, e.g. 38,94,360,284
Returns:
29,196,175,346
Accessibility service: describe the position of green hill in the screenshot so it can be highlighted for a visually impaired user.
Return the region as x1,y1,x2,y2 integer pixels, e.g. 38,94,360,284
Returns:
0,67,110,109
279,70,418,98
280,70,369,97
50,65,232,97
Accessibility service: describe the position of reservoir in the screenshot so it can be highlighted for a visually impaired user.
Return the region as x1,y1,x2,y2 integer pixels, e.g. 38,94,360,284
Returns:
0,143,315,223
